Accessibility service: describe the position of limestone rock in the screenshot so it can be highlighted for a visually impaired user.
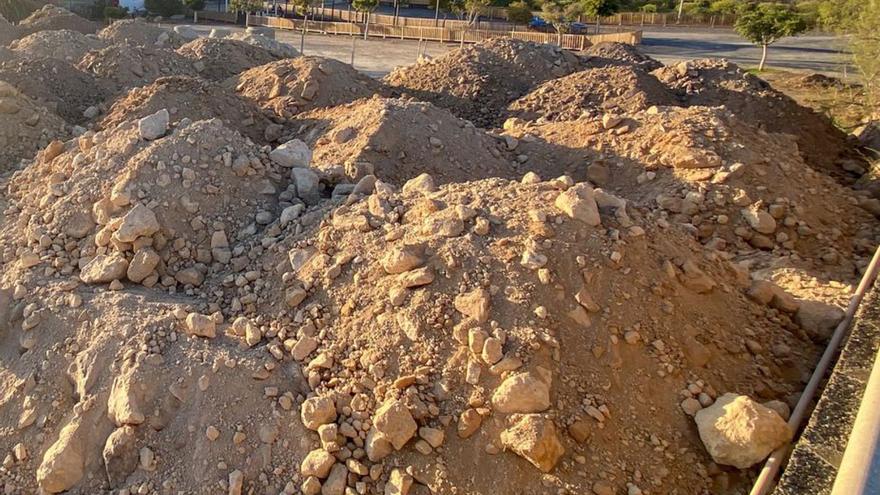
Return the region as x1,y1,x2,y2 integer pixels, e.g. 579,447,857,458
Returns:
741,206,776,234
102,426,138,488
81,254,129,284
555,183,600,226
492,372,551,414
184,313,216,338
37,419,86,493
402,173,436,195
795,300,845,342
301,396,337,431
127,249,159,283
138,108,169,140
382,246,424,274
373,399,417,450
454,288,491,323
291,167,320,205
270,138,312,168
300,449,335,478
694,393,792,469
500,414,565,473
114,204,160,243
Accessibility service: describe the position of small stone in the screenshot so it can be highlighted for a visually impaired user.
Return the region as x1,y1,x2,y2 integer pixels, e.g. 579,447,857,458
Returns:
373,399,417,450
492,372,551,414
384,468,413,495
300,449,335,478
81,254,129,284
138,109,169,140
382,246,424,274
454,288,491,323
555,183,600,226
694,393,792,469
185,313,216,338
301,396,337,431
500,414,565,473
270,139,312,168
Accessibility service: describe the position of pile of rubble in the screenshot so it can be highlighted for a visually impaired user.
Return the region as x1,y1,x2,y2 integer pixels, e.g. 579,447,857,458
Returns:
15,5,97,36
0,80,69,172
77,43,200,95
177,38,281,81
100,76,280,144
98,18,186,49
506,65,677,121
0,56,108,124
385,38,585,127
0,8,877,495
229,56,386,119
9,28,106,63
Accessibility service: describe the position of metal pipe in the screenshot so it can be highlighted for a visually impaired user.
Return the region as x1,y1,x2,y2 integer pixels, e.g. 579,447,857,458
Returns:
831,345,880,495
750,245,880,495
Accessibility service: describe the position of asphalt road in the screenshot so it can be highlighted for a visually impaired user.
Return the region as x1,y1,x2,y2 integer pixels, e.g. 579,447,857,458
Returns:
190,22,851,77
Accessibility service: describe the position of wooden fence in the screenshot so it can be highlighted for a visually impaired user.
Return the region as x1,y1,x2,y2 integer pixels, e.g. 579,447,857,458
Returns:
247,15,641,50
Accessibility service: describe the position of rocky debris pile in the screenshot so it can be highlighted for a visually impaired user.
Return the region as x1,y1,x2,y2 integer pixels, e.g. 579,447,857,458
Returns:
3,115,299,295
77,42,199,95
97,18,185,48
653,58,851,175
176,38,280,81
9,29,107,63
0,80,69,173
295,96,529,184
513,105,879,276
229,56,385,119
16,5,97,36
385,38,585,127
226,31,300,59
0,46,16,63
0,57,108,124
584,41,664,72
100,76,279,144
506,65,677,122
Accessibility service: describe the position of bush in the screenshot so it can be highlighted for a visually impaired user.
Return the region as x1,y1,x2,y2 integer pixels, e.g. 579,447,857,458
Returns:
104,5,128,18
144,0,184,16
640,3,657,12
507,0,532,22
183,0,205,10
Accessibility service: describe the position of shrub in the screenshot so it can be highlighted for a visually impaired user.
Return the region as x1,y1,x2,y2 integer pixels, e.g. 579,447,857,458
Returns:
145,0,184,16
507,0,533,22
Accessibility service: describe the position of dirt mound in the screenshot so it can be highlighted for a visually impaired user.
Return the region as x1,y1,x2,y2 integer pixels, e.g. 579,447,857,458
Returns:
584,41,664,71
77,42,199,95
296,96,526,184
0,57,109,123
384,38,585,127
507,65,678,122
0,80,69,173
510,105,879,277
229,56,386,119
176,38,281,81
227,31,300,59
17,5,97,36
0,141,826,493
9,29,107,63
653,59,851,176
98,19,185,49
101,76,279,144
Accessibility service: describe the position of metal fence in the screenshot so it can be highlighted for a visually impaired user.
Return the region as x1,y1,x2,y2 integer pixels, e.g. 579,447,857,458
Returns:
246,15,641,50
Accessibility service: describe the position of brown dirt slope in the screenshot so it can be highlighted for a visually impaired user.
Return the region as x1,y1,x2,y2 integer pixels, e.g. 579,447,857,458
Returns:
228,56,387,119
0,57,109,124
295,96,524,184
177,37,281,81
77,42,199,95
17,5,97,36
101,76,279,144
507,65,678,122
654,58,852,178
0,80,69,173
384,38,586,128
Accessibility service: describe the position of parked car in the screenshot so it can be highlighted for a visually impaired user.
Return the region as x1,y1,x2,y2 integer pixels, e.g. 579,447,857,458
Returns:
528,16,589,34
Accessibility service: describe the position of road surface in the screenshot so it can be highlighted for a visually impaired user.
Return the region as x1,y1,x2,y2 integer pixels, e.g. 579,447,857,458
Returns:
190,23,851,77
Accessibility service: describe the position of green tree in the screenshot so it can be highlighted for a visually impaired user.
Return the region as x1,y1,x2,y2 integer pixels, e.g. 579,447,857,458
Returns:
582,0,619,32
145,0,184,16
507,0,533,22
228,0,262,12
540,0,584,45
850,0,880,116
352,0,379,39
734,2,807,70
448,0,491,26
182,0,205,11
